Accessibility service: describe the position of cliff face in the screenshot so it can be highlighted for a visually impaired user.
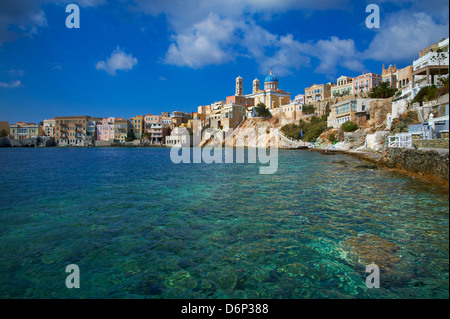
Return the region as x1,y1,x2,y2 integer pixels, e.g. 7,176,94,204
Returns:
202,117,305,148
380,148,449,186
368,98,393,131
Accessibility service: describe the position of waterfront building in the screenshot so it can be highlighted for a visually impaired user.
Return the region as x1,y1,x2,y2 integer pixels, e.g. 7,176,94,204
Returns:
150,123,170,144
170,111,187,129
10,122,43,140
96,117,115,141
352,73,382,95
305,83,332,104
144,114,162,133
209,101,225,129
114,118,130,143
165,127,190,146
331,76,354,97
129,115,145,139
245,70,291,111
43,119,55,137
327,98,375,128
54,116,90,146
382,64,399,88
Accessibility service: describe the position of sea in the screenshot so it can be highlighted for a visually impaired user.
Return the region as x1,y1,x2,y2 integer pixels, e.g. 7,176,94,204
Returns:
0,147,448,299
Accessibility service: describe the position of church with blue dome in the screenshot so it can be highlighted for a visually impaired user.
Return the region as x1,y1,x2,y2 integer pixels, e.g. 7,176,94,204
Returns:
235,69,291,113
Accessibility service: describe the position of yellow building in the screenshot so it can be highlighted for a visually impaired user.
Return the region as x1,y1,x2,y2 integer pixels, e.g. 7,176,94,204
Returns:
305,83,332,104
114,118,130,143
129,115,144,139
331,76,353,98
246,70,291,111
10,122,43,140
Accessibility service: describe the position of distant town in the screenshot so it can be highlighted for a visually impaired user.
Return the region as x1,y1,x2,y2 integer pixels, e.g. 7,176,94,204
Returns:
1,37,448,151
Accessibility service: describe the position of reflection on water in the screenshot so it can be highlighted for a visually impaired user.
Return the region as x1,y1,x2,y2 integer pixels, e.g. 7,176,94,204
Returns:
0,148,448,299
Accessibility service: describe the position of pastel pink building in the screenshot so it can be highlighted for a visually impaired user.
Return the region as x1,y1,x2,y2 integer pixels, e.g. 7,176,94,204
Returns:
96,117,115,141
353,72,382,95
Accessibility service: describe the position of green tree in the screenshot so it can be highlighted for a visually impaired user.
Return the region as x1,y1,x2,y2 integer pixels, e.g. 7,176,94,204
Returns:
126,130,136,142
142,132,152,141
0,129,8,137
341,121,358,132
302,104,316,115
281,115,328,142
369,81,398,98
255,102,272,118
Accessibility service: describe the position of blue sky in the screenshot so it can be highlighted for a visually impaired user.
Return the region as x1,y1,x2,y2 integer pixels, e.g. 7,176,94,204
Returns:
0,0,448,123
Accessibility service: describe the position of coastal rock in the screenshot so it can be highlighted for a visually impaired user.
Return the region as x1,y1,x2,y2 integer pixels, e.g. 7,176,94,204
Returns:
0,137,11,147
165,271,198,290
341,234,400,271
344,132,367,149
380,148,449,185
368,98,393,130
215,270,238,293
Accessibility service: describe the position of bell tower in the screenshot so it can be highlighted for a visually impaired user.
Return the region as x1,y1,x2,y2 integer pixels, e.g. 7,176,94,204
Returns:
236,76,243,96
253,78,260,94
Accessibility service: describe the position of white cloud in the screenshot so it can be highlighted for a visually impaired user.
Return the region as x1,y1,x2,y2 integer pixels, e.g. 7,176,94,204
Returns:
164,13,238,68
0,80,21,88
96,47,138,76
0,0,105,46
312,37,364,75
9,68,24,77
364,10,449,62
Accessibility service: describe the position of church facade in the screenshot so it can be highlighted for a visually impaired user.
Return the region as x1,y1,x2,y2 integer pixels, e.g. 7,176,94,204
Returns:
235,70,291,117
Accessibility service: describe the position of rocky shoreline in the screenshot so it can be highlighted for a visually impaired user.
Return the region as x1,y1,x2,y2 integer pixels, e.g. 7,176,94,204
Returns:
309,147,449,188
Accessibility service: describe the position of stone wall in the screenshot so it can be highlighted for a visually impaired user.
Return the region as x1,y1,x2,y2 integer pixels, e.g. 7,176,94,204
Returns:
414,139,449,149
379,148,449,185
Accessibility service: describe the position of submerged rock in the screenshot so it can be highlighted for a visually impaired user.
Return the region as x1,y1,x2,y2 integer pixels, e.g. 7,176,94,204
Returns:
354,164,378,170
341,234,400,272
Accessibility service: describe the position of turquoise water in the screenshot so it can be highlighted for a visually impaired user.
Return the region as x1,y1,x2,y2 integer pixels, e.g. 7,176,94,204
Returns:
0,147,448,299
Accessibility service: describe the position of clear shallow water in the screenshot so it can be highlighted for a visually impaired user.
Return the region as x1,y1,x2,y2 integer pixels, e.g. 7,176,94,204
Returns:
0,147,448,299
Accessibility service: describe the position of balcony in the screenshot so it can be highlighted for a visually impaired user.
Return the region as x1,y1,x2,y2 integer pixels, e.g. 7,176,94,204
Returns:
414,51,449,71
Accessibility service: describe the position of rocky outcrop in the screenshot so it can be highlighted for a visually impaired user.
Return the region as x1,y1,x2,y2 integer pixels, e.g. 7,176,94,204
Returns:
368,98,393,131
0,137,11,147
341,234,400,272
380,147,449,185
333,131,367,150
0,137,56,147
203,117,305,149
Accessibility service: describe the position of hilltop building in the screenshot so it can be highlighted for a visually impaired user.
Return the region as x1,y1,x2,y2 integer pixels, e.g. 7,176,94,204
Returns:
246,70,291,111
305,83,332,104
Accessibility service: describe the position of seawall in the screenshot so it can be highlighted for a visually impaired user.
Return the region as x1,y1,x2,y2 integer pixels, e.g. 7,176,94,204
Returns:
310,147,449,187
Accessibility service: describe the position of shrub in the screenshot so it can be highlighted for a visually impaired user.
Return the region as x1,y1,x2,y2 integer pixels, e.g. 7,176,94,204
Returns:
302,105,316,115
126,131,136,142
341,121,358,132
328,133,336,143
281,115,328,142
255,102,271,118
413,85,438,104
390,110,420,134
